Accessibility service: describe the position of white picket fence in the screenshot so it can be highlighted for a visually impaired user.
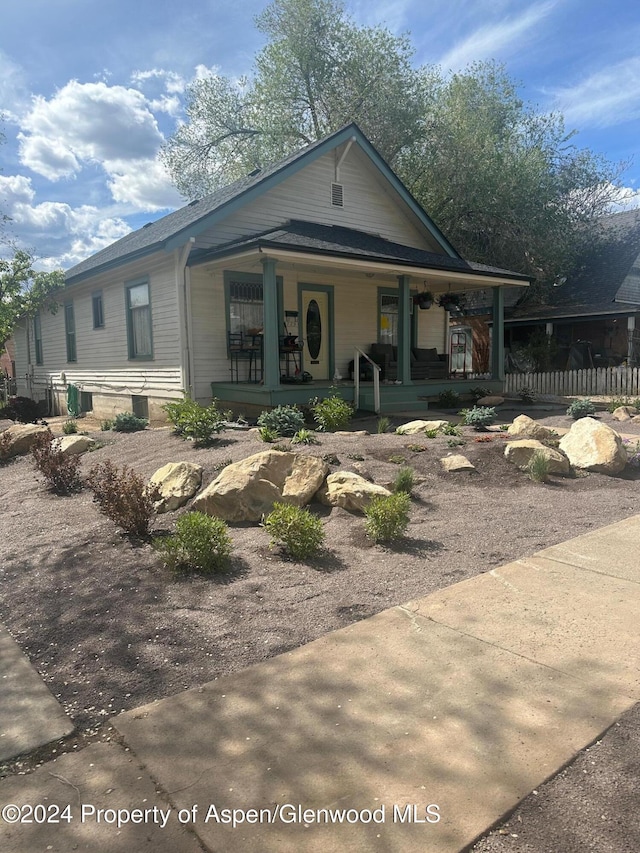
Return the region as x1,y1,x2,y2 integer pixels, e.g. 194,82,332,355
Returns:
504,367,640,398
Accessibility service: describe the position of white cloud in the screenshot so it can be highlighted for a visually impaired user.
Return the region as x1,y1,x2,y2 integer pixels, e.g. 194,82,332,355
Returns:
437,0,557,71
107,158,183,211
0,173,131,270
551,56,640,129
0,50,29,123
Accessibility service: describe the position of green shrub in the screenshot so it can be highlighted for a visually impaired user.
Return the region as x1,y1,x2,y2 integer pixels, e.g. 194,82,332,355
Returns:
377,416,391,434
425,428,439,438
258,426,279,443
100,419,114,431
263,502,325,560
440,422,460,436
469,386,492,403
566,399,596,420
31,430,82,495
62,419,78,434
257,405,305,437
155,512,232,574
364,492,411,543
388,454,406,464
163,397,225,446
311,395,353,431
518,386,537,404
0,396,40,423
527,450,550,483
87,459,159,536
463,406,496,430
606,396,640,413
447,437,466,448
392,466,414,495
407,443,427,452
291,428,319,445
437,389,460,409
113,411,148,432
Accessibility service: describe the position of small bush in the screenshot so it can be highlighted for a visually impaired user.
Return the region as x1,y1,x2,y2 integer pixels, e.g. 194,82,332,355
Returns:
0,430,12,464
257,405,305,437
606,396,638,413
113,411,148,432
469,386,492,403
388,454,406,464
156,512,232,574
425,428,439,438
377,416,391,434
392,466,414,495
440,422,460,436
31,430,82,494
0,396,40,423
87,459,159,536
437,390,460,409
322,452,340,465
62,419,78,434
447,437,466,447
463,406,496,430
407,443,427,452
312,395,353,431
518,386,537,404
264,502,325,560
291,428,319,445
100,419,114,431
364,492,411,543
163,397,225,446
527,450,550,483
258,425,279,443
566,399,596,420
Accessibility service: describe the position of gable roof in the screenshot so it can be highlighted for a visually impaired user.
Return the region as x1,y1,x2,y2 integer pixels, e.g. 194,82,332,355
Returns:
505,209,640,323
189,219,531,282
65,124,461,285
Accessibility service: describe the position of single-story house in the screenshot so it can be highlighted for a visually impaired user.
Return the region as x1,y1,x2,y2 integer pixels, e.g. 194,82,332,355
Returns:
452,209,640,373
14,124,530,418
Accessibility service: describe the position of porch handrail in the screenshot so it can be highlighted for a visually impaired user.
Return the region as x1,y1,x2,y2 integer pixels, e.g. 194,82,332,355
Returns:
354,347,381,414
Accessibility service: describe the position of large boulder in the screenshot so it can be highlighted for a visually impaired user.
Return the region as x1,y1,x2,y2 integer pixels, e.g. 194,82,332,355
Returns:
2,423,49,457
149,461,203,513
316,471,391,513
504,439,571,475
507,414,554,441
396,419,449,435
559,417,627,475
54,435,97,457
612,406,636,422
191,450,328,521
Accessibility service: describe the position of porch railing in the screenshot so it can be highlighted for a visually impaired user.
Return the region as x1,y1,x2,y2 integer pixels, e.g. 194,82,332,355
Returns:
503,366,640,398
353,348,381,414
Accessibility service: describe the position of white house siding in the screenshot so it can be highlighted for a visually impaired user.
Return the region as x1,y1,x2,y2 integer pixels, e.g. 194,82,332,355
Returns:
15,251,184,418
193,148,442,254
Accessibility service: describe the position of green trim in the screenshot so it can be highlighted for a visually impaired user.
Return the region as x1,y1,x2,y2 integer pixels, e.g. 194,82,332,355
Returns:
298,283,335,381
125,278,154,361
64,302,77,363
92,291,105,329
33,312,43,365
491,286,505,381
377,285,417,347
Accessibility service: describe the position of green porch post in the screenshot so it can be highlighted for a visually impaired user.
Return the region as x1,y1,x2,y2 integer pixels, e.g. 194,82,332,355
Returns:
491,286,505,381
261,257,280,390
397,275,412,385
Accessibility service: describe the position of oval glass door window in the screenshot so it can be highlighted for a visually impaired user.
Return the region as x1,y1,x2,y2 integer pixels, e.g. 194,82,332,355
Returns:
306,299,322,359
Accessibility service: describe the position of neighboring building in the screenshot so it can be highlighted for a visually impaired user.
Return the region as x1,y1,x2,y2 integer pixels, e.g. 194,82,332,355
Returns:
14,124,529,417
452,209,640,373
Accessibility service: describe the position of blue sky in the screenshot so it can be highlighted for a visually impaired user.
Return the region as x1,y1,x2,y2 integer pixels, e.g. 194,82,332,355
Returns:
1,0,639,270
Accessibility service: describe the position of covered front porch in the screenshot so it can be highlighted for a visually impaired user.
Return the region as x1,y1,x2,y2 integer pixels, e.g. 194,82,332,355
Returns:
188,222,528,414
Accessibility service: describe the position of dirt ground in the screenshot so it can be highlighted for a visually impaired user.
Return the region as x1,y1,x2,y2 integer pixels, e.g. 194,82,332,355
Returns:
1,403,639,850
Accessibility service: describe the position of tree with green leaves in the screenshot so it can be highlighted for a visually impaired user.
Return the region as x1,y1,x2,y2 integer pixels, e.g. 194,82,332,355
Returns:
161,0,431,198
0,251,64,353
397,62,624,297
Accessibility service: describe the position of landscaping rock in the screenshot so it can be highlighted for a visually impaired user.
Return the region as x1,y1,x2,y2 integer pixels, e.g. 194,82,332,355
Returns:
396,419,449,435
477,395,504,406
350,461,374,481
316,471,391,512
507,414,555,440
54,435,97,457
559,417,627,475
191,450,328,521
612,406,636,422
441,454,476,472
3,423,49,457
504,439,571,475
334,430,369,437
149,461,203,513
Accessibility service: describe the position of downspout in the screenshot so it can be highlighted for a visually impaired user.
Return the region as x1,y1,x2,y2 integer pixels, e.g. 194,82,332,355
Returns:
176,238,196,397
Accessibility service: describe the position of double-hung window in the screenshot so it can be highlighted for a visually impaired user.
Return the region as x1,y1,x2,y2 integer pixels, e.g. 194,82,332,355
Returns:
34,312,43,365
126,280,153,360
64,302,76,363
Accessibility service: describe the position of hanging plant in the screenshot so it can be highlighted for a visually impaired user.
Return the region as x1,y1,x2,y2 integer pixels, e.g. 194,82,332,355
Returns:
413,291,434,310
437,293,466,314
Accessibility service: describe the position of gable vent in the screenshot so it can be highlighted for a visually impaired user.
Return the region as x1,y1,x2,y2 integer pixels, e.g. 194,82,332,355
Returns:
331,182,344,207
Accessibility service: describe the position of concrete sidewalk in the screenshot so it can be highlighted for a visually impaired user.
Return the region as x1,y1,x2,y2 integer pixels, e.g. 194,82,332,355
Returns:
1,515,639,852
